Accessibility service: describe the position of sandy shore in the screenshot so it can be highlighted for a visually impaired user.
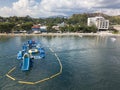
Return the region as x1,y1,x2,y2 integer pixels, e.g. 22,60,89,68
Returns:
0,32,120,37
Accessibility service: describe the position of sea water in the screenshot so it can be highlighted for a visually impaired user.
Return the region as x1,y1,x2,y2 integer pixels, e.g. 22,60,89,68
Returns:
0,35,120,90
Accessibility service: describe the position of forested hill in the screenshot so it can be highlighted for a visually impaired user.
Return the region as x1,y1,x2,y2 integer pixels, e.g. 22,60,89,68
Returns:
69,13,120,25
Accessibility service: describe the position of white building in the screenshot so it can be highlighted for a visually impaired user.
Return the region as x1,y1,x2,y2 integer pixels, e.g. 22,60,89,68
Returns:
87,16,109,30
40,26,47,30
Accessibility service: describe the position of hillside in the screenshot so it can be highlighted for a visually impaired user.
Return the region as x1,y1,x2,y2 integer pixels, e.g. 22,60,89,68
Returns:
0,13,120,33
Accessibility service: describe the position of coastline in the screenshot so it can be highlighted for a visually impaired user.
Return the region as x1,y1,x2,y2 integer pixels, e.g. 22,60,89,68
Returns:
0,32,120,37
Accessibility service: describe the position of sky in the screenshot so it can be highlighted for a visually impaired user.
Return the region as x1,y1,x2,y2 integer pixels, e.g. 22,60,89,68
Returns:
0,0,120,18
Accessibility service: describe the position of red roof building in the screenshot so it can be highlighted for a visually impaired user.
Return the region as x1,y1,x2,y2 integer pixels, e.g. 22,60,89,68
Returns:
32,25,40,29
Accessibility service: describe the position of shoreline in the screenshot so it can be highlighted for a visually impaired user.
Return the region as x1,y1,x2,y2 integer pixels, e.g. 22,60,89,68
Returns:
0,32,120,37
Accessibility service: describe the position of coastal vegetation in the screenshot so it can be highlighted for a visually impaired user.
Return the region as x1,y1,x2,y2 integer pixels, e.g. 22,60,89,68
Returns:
0,13,119,33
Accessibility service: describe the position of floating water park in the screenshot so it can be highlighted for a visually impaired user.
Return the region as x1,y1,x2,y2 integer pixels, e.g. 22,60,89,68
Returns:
4,40,62,85
17,40,45,71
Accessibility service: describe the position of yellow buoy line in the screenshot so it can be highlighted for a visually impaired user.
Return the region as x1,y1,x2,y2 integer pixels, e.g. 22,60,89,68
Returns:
49,48,54,53
7,67,16,74
5,47,62,85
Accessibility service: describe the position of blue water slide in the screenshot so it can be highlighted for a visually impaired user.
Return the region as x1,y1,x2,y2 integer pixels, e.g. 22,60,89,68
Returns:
21,53,30,71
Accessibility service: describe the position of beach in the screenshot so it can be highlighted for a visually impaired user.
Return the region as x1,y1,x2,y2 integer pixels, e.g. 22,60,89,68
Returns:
0,32,120,37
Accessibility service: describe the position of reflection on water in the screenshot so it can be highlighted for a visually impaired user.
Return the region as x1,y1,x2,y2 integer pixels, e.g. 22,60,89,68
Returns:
0,36,120,90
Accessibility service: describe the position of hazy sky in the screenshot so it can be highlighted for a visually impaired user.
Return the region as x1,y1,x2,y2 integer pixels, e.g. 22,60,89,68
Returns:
0,0,120,17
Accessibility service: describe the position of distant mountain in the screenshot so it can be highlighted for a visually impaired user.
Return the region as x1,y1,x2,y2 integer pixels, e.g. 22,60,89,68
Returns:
48,15,68,18
70,13,111,20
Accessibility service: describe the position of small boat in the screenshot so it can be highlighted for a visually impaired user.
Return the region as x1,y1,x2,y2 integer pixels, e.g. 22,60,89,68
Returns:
111,37,116,42
78,34,83,38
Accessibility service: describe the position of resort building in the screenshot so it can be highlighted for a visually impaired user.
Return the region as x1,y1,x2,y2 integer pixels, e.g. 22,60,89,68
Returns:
32,24,41,34
40,26,47,32
31,24,47,33
87,16,109,30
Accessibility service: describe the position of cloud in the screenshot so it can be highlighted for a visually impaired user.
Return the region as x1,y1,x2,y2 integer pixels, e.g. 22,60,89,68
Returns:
93,0,120,8
0,7,13,16
12,0,40,16
0,0,120,17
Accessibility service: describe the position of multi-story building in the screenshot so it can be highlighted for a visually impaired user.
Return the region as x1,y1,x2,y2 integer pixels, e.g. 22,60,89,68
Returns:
87,16,109,30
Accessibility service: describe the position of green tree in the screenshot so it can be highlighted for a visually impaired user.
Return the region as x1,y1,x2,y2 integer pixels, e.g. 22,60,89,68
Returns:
21,22,33,31
0,22,15,33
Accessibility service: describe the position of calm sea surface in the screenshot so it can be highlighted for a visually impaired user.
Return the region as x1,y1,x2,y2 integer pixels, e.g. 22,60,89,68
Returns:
0,35,120,90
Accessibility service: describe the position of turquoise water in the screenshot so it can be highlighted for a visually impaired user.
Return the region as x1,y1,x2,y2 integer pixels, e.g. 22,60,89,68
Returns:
0,35,120,90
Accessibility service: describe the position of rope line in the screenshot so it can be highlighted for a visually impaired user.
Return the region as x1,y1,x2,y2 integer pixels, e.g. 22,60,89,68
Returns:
8,67,16,74
49,48,54,52
35,78,50,84
6,74,16,80
18,81,35,84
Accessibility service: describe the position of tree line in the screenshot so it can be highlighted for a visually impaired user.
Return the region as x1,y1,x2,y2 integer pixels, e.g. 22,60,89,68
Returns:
0,13,119,33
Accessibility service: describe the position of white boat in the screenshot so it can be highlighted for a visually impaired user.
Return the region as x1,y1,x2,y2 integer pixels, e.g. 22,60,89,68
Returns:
111,37,116,42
